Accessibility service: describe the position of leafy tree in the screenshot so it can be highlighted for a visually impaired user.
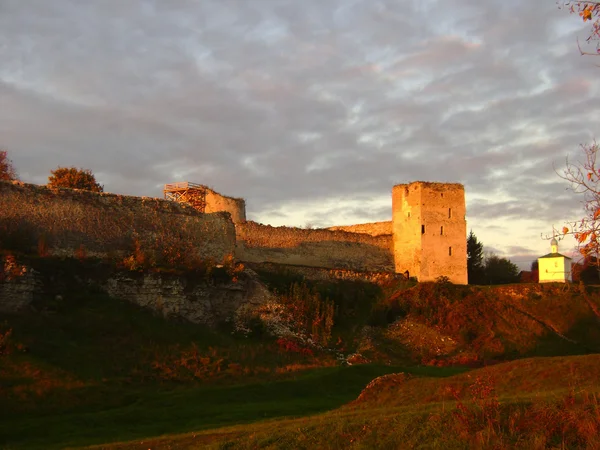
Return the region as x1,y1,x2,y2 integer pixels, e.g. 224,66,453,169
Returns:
557,142,600,263
559,1,600,55
555,4,600,262
577,256,600,283
530,260,539,271
0,151,18,181
483,254,520,285
48,167,104,192
467,230,485,284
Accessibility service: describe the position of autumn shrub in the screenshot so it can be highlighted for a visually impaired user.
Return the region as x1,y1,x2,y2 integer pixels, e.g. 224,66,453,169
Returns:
0,325,14,356
149,341,323,382
276,338,314,357
1,254,27,282
278,282,335,346
449,375,500,439
75,244,87,262
47,167,103,192
0,322,26,357
0,151,18,181
37,233,50,257
431,377,600,449
119,237,148,271
151,344,236,382
222,253,245,282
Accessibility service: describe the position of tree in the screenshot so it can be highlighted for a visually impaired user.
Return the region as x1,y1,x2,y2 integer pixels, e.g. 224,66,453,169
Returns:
467,230,485,284
483,254,520,285
577,255,600,283
557,142,600,263
559,1,600,55
48,167,104,192
0,151,18,181
554,4,600,262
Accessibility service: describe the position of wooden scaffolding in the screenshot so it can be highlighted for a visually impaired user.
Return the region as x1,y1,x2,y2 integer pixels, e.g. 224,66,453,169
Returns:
163,182,207,213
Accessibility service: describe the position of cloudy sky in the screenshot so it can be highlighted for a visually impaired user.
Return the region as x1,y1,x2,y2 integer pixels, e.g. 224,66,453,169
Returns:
2,0,599,269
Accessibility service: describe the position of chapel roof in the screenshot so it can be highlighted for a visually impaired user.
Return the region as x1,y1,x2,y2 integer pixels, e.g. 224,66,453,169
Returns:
538,252,572,260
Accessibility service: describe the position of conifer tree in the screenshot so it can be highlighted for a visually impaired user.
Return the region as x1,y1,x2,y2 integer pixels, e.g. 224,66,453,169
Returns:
467,230,485,284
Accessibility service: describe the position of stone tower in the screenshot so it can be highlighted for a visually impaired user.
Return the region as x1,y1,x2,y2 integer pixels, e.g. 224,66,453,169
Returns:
392,182,467,284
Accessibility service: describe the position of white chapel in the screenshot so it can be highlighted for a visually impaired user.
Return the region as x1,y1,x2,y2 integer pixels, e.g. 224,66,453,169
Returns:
538,238,572,283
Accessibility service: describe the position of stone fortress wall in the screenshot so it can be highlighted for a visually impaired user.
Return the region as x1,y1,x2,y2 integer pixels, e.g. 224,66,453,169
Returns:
223,180,466,283
235,221,394,272
204,187,246,224
0,181,236,262
0,180,467,284
326,221,392,236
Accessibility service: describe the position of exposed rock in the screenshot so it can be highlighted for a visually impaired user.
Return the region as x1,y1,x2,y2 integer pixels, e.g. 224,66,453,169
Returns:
0,257,273,328
0,265,41,313
105,268,273,326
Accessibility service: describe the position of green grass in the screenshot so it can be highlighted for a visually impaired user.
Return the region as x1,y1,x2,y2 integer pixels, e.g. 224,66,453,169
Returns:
0,364,466,449
89,355,600,450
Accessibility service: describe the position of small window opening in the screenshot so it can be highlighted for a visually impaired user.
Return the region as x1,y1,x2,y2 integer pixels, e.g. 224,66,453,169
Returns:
440,226,444,235
448,208,452,219
421,225,425,234
441,193,444,198
407,211,411,218
449,247,452,256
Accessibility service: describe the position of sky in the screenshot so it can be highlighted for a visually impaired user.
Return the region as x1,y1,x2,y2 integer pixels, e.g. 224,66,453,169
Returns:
1,0,599,270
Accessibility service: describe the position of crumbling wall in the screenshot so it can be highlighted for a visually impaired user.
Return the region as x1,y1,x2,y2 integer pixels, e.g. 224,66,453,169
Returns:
205,188,246,223
0,181,236,262
247,262,405,285
327,221,392,236
235,222,394,272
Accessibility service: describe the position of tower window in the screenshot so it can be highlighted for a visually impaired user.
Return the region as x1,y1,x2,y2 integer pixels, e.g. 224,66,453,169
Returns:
407,212,411,218
448,208,452,218
421,225,425,234
449,247,452,256
440,226,444,235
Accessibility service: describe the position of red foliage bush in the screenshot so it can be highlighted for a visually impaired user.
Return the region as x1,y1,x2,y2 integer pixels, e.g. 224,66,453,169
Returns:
276,338,314,357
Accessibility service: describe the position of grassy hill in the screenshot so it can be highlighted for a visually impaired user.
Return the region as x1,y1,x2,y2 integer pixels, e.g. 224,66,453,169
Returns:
1,260,600,448
90,355,600,449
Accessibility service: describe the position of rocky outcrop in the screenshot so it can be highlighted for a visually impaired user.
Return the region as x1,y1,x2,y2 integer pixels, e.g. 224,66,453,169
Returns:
0,257,41,313
104,268,272,326
0,256,272,327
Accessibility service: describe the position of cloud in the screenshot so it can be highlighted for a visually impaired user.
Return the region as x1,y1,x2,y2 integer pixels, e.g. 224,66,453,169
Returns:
1,0,599,263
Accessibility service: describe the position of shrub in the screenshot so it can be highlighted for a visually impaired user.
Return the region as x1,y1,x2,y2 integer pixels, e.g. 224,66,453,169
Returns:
0,150,18,181
48,167,103,192
278,282,335,346
0,322,26,356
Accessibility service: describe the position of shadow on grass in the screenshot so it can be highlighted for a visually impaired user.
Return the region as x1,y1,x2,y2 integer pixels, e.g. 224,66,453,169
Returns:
0,364,466,450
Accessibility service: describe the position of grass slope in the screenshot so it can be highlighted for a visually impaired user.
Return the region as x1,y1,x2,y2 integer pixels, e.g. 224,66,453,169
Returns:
95,355,600,450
